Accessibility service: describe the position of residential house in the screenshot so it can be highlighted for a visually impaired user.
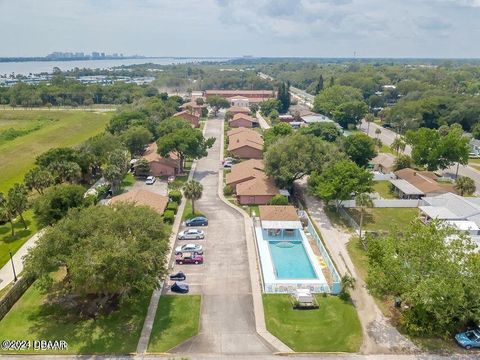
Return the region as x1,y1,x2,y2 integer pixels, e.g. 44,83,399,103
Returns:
227,128,263,159
143,142,181,177
228,106,251,116
226,159,265,191
180,101,206,117
205,89,276,103
109,188,169,215
173,110,200,128
369,153,396,173
229,113,259,128
236,173,278,205
229,95,249,108
390,168,454,199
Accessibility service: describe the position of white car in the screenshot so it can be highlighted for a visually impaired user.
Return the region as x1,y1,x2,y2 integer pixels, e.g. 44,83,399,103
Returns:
177,229,205,240
146,176,156,185
175,243,203,255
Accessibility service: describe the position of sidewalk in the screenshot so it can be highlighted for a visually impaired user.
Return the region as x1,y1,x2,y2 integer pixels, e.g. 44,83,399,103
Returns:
303,191,418,355
256,111,271,130
0,229,45,291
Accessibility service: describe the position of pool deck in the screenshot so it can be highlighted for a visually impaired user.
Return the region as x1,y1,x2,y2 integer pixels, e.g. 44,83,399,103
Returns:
254,225,330,293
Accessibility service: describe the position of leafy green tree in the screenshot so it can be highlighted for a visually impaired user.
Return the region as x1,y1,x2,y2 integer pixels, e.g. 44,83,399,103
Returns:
0,192,16,236
249,103,259,114
156,128,215,173
313,85,363,115
268,195,289,205
24,167,54,195
299,122,342,142
121,126,152,156
260,99,282,117
276,82,291,113
393,154,413,171
25,204,169,312
342,133,377,167
364,113,375,134
405,126,469,170
391,137,406,155
7,183,29,229
48,161,82,184
367,220,480,336
183,180,203,215
309,159,373,210
156,117,191,138
206,95,230,116
355,193,374,243
455,176,476,196
472,123,480,140
333,100,368,129
102,150,130,192
315,75,324,94
265,133,339,189
134,158,151,177
263,122,293,149
33,184,86,227
340,274,356,300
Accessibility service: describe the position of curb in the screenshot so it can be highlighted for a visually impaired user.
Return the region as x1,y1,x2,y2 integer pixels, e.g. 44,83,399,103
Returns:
217,119,293,354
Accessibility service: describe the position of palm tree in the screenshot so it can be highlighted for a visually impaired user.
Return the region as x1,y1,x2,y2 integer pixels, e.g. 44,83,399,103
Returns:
455,176,476,196
365,113,374,135
183,180,203,215
355,192,374,247
391,137,406,155
340,274,356,299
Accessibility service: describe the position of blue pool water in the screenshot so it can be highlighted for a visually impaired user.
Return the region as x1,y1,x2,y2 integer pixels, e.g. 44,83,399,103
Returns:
268,241,317,279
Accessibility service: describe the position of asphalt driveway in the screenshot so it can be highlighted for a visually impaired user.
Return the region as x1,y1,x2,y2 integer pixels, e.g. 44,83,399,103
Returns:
171,118,271,355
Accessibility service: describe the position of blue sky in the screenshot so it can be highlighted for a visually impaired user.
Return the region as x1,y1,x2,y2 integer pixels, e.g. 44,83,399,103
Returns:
1,0,480,58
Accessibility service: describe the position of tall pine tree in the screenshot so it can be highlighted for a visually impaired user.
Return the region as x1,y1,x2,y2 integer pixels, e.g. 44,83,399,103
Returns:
315,75,324,94
276,82,291,114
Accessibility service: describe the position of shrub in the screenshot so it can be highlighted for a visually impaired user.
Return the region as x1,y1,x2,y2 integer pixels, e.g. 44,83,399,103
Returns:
163,210,175,224
167,201,179,214
223,185,233,196
268,194,289,205
168,190,182,204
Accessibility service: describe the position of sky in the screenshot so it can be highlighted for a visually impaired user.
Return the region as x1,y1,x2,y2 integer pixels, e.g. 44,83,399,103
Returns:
1,0,480,58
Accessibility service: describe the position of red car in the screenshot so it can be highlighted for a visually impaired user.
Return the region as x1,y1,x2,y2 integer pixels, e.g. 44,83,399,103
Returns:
175,252,203,265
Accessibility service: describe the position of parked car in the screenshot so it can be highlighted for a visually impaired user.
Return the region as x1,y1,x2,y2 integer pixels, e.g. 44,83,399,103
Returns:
185,216,208,227
146,176,156,185
223,161,233,168
177,229,205,240
175,243,203,255
176,252,203,265
171,282,189,293
223,157,238,164
169,271,186,281
455,328,480,349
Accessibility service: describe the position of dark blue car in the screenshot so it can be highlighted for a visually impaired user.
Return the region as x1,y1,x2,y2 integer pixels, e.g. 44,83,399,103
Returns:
455,328,480,350
185,216,208,226
171,282,189,294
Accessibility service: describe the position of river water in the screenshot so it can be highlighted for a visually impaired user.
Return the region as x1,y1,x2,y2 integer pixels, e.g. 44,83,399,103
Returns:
0,57,230,76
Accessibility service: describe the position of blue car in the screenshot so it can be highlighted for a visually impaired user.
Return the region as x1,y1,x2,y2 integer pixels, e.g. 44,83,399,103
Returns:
455,328,480,350
185,216,208,227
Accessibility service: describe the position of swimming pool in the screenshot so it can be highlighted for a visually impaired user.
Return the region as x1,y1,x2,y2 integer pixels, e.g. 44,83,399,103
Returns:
268,241,318,279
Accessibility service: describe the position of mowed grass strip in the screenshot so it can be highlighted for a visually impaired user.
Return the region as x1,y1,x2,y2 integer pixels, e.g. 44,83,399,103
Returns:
148,295,201,352
0,110,111,192
263,294,362,352
0,277,151,354
346,207,418,232
0,209,38,268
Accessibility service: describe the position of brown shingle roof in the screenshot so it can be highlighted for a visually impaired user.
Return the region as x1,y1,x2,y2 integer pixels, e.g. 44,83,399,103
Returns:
231,113,257,122
236,173,278,196
143,143,180,168
228,106,251,114
259,205,299,222
370,153,396,169
227,128,263,151
173,110,200,122
109,188,169,215
180,101,205,109
226,159,265,186
394,168,450,194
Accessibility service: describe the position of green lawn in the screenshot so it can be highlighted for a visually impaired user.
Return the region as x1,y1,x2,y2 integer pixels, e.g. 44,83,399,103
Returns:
373,181,397,199
181,200,204,221
379,144,396,155
263,294,362,352
0,210,39,268
0,279,151,354
346,207,418,232
0,110,111,192
148,295,201,352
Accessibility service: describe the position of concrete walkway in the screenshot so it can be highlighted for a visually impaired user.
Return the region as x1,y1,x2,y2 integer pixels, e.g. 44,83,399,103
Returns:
171,117,272,355
256,111,271,129
0,229,45,291
302,188,418,355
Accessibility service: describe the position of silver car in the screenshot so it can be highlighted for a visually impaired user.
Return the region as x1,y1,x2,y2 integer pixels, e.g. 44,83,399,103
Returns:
177,228,205,240
175,243,203,255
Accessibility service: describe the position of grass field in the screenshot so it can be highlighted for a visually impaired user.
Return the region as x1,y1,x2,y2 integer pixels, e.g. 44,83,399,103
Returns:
346,207,418,232
373,181,397,199
0,110,111,192
263,294,362,352
0,276,150,354
148,295,201,352
0,210,39,269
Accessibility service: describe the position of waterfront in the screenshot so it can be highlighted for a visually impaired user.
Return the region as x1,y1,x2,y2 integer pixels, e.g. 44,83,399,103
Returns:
0,57,230,76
